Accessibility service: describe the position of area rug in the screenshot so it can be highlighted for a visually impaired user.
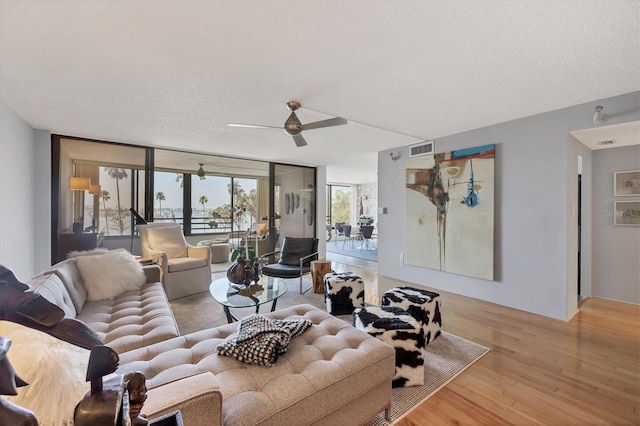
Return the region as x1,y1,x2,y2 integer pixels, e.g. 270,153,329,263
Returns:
170,277,489,424
326,240,378,262
366,332,489,425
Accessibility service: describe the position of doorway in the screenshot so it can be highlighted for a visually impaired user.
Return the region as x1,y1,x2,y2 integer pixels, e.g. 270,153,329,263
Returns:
578,155,582,300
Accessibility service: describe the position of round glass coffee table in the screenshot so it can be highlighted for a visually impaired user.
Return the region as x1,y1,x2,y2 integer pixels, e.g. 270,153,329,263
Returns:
210,276,288,323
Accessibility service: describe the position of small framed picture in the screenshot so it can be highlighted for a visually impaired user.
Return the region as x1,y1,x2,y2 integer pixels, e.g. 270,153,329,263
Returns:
614,201,640,226
614,170,640,196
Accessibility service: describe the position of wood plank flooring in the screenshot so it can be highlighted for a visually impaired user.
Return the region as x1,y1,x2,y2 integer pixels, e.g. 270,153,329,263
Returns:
326,254,640,426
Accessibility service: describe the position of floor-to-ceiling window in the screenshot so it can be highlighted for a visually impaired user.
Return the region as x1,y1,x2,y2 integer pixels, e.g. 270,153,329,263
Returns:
53,136,314,262
326,184,352,227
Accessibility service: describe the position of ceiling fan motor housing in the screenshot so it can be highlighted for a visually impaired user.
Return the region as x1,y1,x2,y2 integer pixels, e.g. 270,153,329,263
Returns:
284,111,302,135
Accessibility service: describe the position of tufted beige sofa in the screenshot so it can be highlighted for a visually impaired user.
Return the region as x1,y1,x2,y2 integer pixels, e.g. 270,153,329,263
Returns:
27,257,396,425
29,259,180,353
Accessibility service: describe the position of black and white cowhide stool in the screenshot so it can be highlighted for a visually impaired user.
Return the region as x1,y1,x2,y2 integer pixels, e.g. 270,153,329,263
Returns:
323,272,365,315
353,306,425,387
381,286,442,346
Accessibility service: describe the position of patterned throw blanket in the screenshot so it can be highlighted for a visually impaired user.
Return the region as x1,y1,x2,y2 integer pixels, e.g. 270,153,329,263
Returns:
216,314,312,366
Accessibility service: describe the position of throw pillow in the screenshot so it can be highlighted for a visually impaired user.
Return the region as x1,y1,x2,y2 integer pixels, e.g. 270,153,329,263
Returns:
145,226,188,258
73,249,146,301
251,223,268,236
0,320,90,426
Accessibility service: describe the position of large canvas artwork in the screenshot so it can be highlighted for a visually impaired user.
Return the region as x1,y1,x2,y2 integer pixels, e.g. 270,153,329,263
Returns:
406,144,495,280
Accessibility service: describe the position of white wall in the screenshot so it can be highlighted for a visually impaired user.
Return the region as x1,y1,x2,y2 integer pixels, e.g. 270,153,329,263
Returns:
0,101,36,280
34,129,52,273
592,144,640,304
378,91,640,320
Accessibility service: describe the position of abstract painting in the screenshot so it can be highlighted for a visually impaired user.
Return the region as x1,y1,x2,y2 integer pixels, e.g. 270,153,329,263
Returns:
405,144,495,280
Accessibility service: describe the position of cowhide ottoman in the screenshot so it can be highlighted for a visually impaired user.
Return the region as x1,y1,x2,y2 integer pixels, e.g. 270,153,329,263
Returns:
381,286,442,346
323,272,365,315
353,306,425,387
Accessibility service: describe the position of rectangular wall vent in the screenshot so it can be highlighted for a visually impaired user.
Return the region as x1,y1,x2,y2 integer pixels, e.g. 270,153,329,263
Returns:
409,140,435,158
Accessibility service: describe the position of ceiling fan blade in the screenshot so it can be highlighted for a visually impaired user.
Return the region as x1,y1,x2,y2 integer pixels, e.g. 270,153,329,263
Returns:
293,134,308,147
227,123,283,130
300,117,347,131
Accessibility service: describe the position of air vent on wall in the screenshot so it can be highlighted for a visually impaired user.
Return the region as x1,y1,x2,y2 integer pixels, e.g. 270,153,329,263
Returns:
598,140,615,146
409,140,435,158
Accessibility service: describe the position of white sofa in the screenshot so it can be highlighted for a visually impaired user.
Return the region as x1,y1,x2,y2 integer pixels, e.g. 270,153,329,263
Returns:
23,256,395,426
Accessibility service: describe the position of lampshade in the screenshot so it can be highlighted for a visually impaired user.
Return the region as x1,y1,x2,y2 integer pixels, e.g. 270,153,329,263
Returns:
89,184,101,195
69,177,91,191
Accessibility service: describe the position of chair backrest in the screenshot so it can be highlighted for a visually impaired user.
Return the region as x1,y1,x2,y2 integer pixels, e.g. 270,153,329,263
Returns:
137,223,188,259
343,225,352,237
278,237,318,266
335,222,344,233
360,225,374,239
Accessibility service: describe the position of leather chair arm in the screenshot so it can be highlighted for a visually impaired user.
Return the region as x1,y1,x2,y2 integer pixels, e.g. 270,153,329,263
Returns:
299,251,319,267
259,249,282,259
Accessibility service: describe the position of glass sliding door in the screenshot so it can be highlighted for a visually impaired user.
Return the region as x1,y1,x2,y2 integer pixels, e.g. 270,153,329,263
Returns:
53,137,147,263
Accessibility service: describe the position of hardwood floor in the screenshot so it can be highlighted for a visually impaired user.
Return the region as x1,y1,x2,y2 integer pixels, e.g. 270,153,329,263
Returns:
326,254,640,426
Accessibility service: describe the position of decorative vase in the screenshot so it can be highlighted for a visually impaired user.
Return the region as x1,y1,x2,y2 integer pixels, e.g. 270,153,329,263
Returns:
226,257,256,285
227,257,247,284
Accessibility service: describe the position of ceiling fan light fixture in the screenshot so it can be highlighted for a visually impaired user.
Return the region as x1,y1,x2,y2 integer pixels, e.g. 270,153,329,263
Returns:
197,163,206,180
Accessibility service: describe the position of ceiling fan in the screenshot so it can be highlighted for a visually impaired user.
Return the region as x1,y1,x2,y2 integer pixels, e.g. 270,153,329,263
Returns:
228,101,347,147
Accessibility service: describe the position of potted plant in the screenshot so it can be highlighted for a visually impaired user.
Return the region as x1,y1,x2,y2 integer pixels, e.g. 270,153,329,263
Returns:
358,215,374,226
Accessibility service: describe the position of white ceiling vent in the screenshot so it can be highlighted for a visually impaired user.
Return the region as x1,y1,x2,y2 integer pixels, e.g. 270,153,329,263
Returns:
598,140,615,146
409,140,435,158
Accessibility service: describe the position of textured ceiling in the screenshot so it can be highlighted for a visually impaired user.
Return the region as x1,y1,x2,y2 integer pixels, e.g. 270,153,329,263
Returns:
1,1,638,184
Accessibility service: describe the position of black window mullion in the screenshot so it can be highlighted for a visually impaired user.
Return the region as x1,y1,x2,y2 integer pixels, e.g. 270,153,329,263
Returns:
184,173,192,235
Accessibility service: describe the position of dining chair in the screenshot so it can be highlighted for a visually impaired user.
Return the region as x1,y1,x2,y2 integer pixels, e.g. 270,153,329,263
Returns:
360,225,375,251
342,225,355,249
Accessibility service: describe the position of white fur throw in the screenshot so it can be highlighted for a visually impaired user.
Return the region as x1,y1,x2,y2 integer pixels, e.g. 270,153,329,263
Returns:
73,248,146,301
0,321,90,426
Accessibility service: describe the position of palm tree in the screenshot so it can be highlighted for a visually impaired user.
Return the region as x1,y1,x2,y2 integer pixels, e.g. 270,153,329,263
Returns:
100,190,111,235
175,173,183,188
106,168,128,234
199,195,208,217
198,196,208,230
156,191,165,218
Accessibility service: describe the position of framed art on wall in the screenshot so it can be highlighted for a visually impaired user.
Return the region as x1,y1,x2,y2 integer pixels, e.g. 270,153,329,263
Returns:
405,144,495,280
614,201,640,226
614,170,640,196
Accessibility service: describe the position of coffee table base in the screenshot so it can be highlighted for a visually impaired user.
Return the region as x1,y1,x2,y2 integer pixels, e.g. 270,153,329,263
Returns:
223,297,280,323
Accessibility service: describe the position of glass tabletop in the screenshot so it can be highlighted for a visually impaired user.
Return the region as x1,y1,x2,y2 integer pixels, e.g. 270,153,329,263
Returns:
209,276,288,309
